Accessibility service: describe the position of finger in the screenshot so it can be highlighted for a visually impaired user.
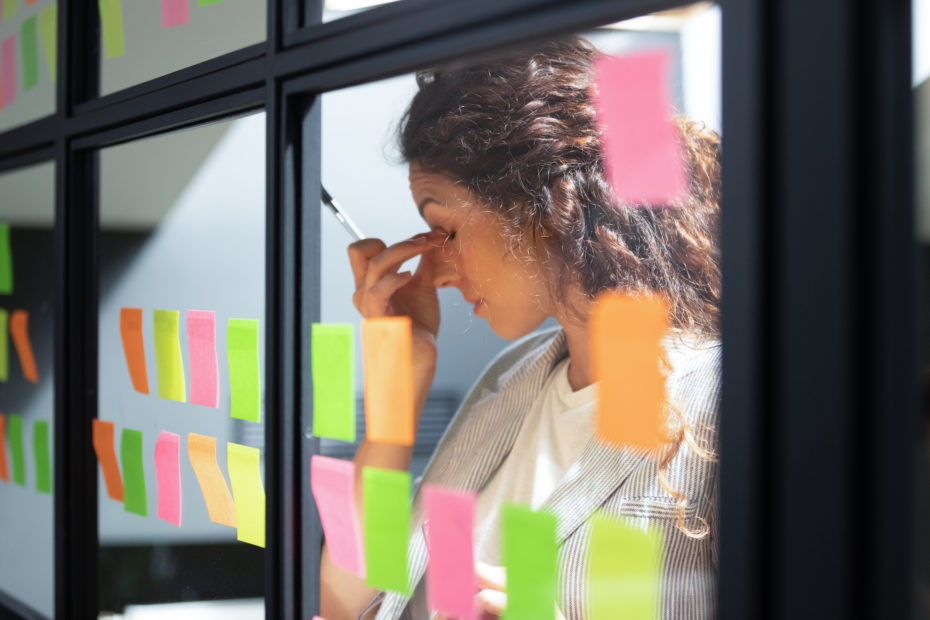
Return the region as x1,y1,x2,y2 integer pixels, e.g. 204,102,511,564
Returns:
364,236,435,289
348,238,387,288
362,271,413,313
475,589,507,616
411,243,436,284
475,562,507,590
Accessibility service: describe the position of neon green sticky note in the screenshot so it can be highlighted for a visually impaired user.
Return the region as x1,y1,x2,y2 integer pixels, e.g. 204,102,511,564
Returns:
197,0,226,6
98,0,125,59
33,420,50,494
120,428,147,516
588,514,664,619
0,308,8,382
20,17,38,91
227,318,260,423
363,467,411,595
0,224,12,295
227,442,265,547
153,310,186,402
2,0,16,21
311,323,356,442
38,5,56,81
502,503,558,620
8,414,24,486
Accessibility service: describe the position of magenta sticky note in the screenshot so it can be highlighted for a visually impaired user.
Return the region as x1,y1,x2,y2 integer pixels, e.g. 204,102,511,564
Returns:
187,310,219,408
1,35,17,107
160,0,188,28
311,455,365,577
154,431,182,527
592,50,688,206
423,485,478,619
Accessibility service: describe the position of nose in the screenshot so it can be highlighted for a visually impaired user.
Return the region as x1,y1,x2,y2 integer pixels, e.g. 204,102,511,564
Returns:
431,246,461,289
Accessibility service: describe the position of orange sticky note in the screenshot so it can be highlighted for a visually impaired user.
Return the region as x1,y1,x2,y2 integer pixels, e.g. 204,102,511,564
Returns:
92,419,124,501
187,433,236,527
0,414,8,482
590,292,668,450
361,317,414,446
10,309,38,383
119,308,149,394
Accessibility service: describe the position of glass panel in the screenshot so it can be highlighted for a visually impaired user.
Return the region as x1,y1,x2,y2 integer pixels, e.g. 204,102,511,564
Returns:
315,3,722,618
97,113,265,617
0,161,56,617
0,0,57,133
323,0,401,23
99,0,266,97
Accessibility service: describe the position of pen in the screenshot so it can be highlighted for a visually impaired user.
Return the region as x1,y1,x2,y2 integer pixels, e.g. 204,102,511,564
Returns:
321,185,365,242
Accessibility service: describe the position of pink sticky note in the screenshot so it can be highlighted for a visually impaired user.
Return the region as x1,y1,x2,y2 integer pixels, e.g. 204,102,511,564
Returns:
1,35,17,107
154,431,182,527
311,455,365,577
160,0,188,28
423,485,478,619
187,310,219,408
592,51,688,206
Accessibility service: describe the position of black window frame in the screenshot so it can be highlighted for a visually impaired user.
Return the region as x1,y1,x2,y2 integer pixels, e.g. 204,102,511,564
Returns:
0,0,917,618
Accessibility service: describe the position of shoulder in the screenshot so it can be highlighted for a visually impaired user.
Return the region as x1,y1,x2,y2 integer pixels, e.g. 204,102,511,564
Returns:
466,325,565,395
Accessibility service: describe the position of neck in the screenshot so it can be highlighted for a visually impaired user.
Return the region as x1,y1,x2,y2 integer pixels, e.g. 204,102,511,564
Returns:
556,302,594,392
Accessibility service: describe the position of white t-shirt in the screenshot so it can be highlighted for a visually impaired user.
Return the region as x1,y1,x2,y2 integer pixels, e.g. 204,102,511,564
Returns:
473,357,598,564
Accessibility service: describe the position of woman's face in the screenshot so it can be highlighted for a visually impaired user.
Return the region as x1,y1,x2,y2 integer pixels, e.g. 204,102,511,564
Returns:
409,164,552,340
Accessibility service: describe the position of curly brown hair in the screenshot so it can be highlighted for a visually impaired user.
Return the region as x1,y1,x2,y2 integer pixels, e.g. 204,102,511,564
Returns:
400,36,721,337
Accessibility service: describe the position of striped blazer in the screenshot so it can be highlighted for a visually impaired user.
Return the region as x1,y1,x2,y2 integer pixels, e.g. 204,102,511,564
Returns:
372,326,721,620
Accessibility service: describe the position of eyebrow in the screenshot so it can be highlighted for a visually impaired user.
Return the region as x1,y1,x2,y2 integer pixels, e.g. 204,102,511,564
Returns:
417,198,440,218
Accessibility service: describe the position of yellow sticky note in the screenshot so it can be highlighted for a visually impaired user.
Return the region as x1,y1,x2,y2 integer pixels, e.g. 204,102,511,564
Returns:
153,309,186,402
227,442,265,547
2,0,17,21
98,0,125,58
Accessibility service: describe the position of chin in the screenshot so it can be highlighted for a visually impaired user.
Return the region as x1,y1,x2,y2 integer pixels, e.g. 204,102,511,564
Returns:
486,316,549,341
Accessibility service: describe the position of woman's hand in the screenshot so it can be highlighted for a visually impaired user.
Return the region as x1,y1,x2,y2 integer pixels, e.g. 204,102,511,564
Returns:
348,231,445,369
435,562,567,620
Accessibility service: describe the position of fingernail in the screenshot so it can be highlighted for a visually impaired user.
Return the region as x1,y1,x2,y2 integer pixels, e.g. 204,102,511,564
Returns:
409,232,429,243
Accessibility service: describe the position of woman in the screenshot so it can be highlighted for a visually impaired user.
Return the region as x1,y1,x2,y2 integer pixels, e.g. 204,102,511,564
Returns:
321,36,721,620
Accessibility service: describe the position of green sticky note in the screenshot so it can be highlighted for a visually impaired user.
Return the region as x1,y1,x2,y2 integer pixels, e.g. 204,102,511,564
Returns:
311,323,356,442
8,414,24,486
0,308,8,382
33,420,51,494
2,0,16,21
21,17,38,91
227,318,260,423
588,514,664,619
98,0,125,59
120,429,147,516
197,0,226,5
0,223,12,295
38,5,56,81
153,310,186,402
502,503,558,620
363,467,411,595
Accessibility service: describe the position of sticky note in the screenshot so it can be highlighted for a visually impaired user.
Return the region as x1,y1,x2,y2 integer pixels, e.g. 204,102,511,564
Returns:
227,318,260,422
21,17,37,91
0,415,9,482
2,0,16,20
10,310,38,383
38,5,56,81
502,503,557,620
187,310,218,408
198,0,226,6
1,36,16,108
588,514,664,619
0,223,10,294
119,308,149,394
0,308,8,382
153,309,186,402
120,428,147,516
33,420,50,494
310,455,365,577
592,51,688,206
361,317,414,446
26,0,37,5
590,292,668,450
311,323,356,442
98,0,125,59
227,442,265,547
92,419,123,501
423,485,477,619
8,414,24,486
187,433,236,527
160,0,188,28
153,431,182,526
363,466,411,595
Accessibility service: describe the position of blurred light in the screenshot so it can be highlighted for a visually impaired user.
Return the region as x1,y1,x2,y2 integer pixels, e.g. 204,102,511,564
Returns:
324,0,396,11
